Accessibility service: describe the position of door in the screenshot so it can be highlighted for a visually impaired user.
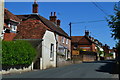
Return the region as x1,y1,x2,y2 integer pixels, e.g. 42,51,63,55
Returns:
33,58,40,69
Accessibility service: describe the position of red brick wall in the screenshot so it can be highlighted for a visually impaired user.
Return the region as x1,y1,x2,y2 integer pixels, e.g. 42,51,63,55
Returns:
3,33,16,41
72,43,96,53
103,46,109,54
57,35,71,52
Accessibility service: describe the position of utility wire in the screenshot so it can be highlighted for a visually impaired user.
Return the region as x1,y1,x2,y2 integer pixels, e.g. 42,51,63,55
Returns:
92,2,109,16
71,20,105,24
90,32,107,45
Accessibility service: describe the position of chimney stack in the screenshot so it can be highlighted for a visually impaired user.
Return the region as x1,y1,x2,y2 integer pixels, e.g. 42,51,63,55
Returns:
32,0,38,13
49,12,57,24
85,30,89,37
57,19,61,27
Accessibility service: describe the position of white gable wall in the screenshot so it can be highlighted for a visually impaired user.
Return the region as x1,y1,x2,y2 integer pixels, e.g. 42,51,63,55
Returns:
42,30,56,69
0,0,4,39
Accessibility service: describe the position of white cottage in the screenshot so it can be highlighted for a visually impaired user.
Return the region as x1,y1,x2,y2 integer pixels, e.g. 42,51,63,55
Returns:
41,30,57,69
14,18,57,70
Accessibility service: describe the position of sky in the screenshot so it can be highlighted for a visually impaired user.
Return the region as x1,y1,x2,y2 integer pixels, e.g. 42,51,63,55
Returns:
5,2,119,48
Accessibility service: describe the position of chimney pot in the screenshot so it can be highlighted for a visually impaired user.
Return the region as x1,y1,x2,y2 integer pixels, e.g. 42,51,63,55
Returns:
54,12,56,16
51,12,53,16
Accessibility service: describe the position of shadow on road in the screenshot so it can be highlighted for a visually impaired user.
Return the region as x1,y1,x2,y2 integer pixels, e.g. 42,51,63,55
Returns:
95,60,119,74
82,59,116,63
83,60,119,74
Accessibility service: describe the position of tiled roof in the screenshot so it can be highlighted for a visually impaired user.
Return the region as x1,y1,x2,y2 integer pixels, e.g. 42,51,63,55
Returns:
71,36,94,44
38,15,70,39
71,36,83,43
16,14,70,39
14,19,51,39
4,23,10,29
4,33,16,41
4,8,21,22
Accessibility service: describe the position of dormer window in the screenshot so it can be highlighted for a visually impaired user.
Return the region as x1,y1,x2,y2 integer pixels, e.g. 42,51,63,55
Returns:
8,24,10,27
11,25,17,32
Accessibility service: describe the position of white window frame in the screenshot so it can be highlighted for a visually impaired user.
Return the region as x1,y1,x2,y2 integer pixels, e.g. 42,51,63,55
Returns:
50,43,54,61
56,34,58,41
66,39,69,44
8,24,10,27
62,37,64,43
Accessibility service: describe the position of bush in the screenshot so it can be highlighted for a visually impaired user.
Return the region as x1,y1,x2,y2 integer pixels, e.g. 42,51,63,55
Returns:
2,40,37,66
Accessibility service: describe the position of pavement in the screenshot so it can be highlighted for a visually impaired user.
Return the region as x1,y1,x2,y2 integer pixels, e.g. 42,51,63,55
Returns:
2,60,119,79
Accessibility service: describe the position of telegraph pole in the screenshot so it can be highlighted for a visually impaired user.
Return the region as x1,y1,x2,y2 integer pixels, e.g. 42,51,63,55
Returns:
69,22,72,60
69,22,72,37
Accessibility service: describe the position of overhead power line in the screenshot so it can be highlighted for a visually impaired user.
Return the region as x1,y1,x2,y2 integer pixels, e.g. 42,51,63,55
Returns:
92,2,109,16
71,20,105,24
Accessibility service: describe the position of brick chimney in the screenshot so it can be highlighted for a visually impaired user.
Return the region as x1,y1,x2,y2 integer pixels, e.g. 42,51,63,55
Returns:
49,12,57,24
32,0,38,13
85,30,89,37
57,19,61,27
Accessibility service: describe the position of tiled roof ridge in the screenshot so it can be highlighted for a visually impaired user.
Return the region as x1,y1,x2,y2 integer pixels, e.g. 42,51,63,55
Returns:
37,15,70,39
16,14,70,39
4,8,21,22
14,19,48,39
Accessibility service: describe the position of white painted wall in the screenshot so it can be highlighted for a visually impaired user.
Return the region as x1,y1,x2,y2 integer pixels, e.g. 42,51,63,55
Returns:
0,0,4,79
0,0,4,39
42,30,56,69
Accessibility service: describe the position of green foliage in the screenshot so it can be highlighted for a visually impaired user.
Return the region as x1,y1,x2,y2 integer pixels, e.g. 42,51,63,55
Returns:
96,46,105,56
105,53,113,57
2,40,37,66
107,4,120,40
107,3,120,61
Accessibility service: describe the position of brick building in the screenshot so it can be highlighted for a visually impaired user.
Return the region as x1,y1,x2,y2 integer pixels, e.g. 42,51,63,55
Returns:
2,8,20,41
71,30,98,61
71,30,97,53
15,1,71,60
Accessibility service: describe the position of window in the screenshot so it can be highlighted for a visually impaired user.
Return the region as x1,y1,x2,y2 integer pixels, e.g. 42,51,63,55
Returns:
8,24,10,27
74,44,78,48
66,39,68,44
62,37,64,43
73,43,78,50
14,26,17,30
50,44,54,60
56,34,58,41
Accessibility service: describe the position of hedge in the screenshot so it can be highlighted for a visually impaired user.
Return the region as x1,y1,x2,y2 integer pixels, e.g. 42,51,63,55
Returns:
2,40,37,66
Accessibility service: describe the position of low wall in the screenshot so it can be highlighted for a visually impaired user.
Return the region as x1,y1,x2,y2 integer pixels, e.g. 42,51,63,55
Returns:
57,55,73,67
0,63,33,74
57,55,82,67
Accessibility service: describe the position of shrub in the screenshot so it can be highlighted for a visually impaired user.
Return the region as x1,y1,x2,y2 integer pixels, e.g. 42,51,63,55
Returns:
2,40,37,66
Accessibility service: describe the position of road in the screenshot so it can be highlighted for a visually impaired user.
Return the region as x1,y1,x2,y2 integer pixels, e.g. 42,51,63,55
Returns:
2,60,119,78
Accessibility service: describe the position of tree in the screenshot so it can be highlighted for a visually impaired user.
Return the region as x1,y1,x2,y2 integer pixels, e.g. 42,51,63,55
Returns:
107,2,120,75
107,3,120,40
